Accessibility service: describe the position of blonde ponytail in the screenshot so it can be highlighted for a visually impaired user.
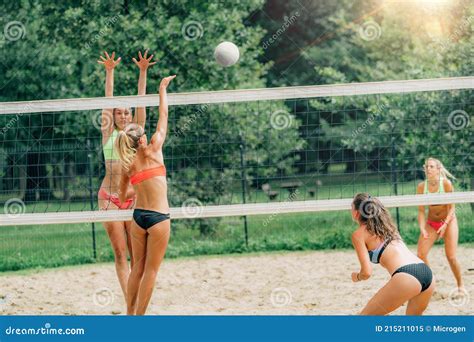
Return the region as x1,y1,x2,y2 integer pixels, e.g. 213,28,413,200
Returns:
424,157,456,181
115,123,144,171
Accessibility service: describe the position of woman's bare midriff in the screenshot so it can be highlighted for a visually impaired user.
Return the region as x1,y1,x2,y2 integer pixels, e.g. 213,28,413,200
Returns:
98,160,135,210
379,240,423,274
133,176,169,213
427,204,449,221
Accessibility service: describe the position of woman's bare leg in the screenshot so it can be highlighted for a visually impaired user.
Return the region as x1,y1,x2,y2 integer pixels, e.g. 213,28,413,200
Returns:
103,220,130,300
135,220,170,315
124,220,135,269
406,280,435,315
417,224,438,266
126,222,147,315
360,273,422,315
444,216,463,290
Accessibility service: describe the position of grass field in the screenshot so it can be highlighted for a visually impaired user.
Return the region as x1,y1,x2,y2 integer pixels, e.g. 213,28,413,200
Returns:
1,201,472,272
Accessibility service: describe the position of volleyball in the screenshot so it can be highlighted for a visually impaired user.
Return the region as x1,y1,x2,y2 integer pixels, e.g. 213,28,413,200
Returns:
214,41,240,67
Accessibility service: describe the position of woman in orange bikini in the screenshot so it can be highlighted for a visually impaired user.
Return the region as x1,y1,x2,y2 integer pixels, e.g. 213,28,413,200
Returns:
116,75,176,315
417,157,464,293
97,50,157,302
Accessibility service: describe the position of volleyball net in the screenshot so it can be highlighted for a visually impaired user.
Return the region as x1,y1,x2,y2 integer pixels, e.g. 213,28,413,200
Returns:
0,77,473,226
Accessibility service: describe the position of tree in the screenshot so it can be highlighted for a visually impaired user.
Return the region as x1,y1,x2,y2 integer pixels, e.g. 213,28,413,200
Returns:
0,0,304,235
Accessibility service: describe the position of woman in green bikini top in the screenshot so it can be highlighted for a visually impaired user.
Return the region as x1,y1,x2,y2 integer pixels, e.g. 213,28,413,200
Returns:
97,50,157,302
416,157,464,295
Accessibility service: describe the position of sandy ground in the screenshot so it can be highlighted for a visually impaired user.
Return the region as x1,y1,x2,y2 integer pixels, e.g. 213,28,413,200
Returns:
0,246,472,315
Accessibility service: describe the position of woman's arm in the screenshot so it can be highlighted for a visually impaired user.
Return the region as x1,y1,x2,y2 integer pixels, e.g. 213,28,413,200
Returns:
351,230,372,282
417,182,428,239
98,51,121,138
150,75,176,151
438,180,455,238
132,50,157,128
119,171,130,204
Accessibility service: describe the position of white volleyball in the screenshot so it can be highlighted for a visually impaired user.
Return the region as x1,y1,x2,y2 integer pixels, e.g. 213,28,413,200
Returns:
214,41,240,67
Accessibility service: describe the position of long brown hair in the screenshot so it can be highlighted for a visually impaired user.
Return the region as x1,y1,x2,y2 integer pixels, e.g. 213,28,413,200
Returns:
115,123,144,171
352,193,400,241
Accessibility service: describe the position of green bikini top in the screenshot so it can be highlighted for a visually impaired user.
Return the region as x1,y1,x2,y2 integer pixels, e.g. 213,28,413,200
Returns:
103,129,120,161
424,178,445,194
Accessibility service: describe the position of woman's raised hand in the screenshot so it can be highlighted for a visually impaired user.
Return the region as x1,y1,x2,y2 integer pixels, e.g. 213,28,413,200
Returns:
98,51,121,71
159,75,176,90
133,49,157,71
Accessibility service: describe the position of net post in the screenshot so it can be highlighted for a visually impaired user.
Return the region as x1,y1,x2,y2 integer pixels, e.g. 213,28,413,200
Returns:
239,133,249,247
87,139,97,260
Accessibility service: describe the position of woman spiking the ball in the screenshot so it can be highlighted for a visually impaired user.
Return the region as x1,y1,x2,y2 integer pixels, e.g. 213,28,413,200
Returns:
115,75,176,315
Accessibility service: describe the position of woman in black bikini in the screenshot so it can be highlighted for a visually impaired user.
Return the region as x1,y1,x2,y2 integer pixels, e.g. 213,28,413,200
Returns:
351,193,434,315
116,75,176,315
